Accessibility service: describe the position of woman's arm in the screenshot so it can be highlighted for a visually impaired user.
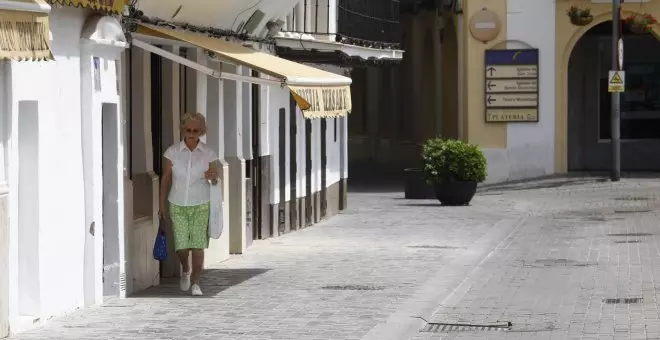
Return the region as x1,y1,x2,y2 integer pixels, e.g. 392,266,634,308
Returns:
158,157,173,217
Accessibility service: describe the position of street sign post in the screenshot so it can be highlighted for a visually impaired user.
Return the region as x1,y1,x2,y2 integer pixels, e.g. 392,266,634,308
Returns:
611,0,621,182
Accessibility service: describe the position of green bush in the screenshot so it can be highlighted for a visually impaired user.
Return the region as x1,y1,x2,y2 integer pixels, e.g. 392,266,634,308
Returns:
421,138,487,184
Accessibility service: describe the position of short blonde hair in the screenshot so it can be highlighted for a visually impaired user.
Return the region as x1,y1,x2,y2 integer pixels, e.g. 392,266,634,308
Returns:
181,112,207,136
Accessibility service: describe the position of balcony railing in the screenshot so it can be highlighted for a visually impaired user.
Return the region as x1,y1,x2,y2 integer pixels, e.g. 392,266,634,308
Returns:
337,0,401,46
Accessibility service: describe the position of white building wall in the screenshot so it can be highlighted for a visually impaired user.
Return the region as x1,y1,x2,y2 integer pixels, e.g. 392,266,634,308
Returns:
6,7,128,334
8,7,87,331
486,0,556,183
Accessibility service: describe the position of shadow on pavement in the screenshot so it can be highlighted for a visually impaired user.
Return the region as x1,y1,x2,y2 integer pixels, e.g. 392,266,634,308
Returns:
129,268,270,298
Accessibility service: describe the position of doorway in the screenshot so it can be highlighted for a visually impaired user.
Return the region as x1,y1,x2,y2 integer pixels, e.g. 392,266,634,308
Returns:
568,21,660,171
320,119,327,219
102,103,121,296
304,119,312,227
250,70,262,240
17,101,41,319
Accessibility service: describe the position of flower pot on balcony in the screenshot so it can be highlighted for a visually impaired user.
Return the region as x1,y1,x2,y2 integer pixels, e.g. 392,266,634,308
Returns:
570,15,593,26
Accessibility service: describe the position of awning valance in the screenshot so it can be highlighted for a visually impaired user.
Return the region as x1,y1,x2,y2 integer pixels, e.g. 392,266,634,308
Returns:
136,23,353,119
0,0,52,61
48,0,125,14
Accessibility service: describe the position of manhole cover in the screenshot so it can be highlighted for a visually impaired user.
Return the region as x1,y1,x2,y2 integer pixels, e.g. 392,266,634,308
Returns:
604,297,642,304
607,233,653,237
614,240,641,244
407,245,463,249
421,322,512,333
321,285,384,291
615,196,649,201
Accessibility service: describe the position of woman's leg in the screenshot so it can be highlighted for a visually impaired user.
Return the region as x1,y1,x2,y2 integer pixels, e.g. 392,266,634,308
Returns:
191,249,204,284
169,203,193,291
176,250,190,273
188,202,210,286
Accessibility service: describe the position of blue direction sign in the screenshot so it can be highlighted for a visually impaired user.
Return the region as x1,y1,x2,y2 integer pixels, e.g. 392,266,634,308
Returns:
484,49,540,123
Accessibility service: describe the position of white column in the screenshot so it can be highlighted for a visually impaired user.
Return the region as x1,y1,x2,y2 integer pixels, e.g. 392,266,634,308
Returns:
242,67,252,160
223,63,246,254
259,76,270,156
327,0,337,35
205,60,230,264
295,1,304,32
305,0,313,32
186,48,208,143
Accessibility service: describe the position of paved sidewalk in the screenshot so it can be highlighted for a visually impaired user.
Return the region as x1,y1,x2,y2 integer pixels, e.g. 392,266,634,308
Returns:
414,176,660,340
9,176,660,340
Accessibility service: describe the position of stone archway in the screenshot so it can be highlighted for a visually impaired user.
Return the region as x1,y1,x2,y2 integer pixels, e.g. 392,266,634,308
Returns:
564,16,660,171
556,10,660,172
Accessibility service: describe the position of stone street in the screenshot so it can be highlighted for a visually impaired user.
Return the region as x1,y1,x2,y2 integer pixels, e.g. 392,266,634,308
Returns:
9,175,660,340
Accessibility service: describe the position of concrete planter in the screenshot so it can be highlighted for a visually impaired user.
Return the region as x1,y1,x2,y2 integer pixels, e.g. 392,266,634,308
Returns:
404,168,435,199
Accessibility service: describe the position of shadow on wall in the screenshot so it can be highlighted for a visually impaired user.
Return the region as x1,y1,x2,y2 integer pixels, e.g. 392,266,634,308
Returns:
129,268,270,299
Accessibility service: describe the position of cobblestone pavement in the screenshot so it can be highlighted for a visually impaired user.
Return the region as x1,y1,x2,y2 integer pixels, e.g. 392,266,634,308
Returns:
413,176,660,340
10,176,660,340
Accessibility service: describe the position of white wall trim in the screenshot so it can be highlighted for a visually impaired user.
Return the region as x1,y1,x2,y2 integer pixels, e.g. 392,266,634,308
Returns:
0,0,50,13
275,36,404,61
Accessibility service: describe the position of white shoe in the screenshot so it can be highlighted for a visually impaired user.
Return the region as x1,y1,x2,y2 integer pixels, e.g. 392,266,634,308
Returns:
191,284,203,296
180,271,191,291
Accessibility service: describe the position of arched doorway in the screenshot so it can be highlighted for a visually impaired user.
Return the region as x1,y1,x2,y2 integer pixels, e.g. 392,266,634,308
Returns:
568,21,660,171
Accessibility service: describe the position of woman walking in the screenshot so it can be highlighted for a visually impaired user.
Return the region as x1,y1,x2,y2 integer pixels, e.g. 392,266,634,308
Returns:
158,112,220,296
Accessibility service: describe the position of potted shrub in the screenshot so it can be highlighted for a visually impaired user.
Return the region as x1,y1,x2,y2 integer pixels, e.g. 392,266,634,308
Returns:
625,13,657,34
421,138,487,206
566,5,593,26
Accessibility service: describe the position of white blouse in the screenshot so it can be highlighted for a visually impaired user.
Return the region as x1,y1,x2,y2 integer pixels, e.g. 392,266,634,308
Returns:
164,141,219,207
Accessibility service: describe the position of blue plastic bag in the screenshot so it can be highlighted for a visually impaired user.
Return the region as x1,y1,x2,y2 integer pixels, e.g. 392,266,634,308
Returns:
153,228,168,261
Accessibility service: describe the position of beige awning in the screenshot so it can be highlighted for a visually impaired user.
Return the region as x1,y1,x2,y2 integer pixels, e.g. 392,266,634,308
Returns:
48,0,126,14
137,23,352,119
0,0,52,61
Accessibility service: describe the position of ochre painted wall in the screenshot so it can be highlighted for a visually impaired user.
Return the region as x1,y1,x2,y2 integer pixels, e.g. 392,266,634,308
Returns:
555,0,660,172
462,0,508,148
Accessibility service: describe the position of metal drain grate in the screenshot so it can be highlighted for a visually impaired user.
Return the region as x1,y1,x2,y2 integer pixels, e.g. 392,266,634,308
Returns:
523,259,597,268
614,209,652,214
408,245,463,249
421,322,512,333
615,196,650,201
604,297,642,304
615,240,641,244
321,285,384,291
608,232,653,237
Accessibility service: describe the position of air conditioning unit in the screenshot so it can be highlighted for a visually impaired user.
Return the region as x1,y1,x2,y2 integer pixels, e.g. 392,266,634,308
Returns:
239,9,266,35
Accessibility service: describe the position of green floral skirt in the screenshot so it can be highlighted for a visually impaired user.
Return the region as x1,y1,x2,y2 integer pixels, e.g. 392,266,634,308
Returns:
169,202,210,251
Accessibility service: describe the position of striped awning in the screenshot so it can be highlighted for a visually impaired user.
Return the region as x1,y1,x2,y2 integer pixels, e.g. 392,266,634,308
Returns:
0,0,52,61
48,0,125,14
137,23,353,119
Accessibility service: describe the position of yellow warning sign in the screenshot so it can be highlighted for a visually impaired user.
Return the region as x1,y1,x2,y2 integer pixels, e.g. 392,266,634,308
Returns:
608,70,625,92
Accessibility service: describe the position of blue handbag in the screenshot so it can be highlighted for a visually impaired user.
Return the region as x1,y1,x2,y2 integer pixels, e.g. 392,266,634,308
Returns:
153,225,168,261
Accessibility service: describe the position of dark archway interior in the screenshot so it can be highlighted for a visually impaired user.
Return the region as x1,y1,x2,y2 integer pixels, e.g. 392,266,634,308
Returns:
567,21,660,171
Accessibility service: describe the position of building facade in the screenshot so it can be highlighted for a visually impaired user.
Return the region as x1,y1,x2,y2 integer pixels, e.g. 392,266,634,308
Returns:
2,0,402,336
1,0,129,336
274,0,404,222
358,0,660,184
